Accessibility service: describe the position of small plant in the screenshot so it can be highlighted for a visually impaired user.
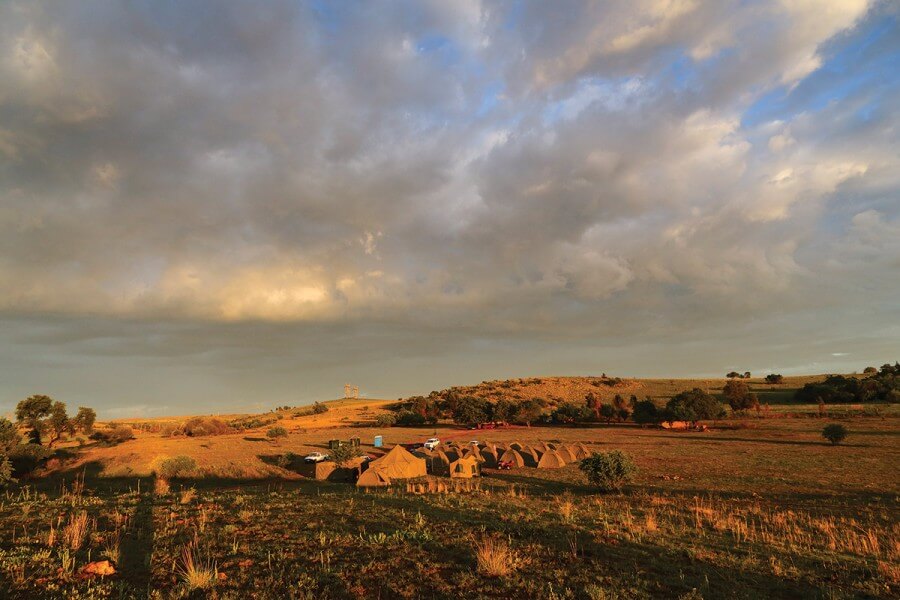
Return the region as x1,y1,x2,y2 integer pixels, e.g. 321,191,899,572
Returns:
474,536,518,577
579,451,637,492
822,424,848,445
154,455,197,479
61,511,90,550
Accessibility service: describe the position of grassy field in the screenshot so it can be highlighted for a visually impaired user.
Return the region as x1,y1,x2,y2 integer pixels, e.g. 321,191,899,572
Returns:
1,410,897,599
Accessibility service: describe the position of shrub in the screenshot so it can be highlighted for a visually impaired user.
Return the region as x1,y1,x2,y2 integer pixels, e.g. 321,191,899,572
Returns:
765,374,784,384
0,454,13,487
8,443,52,477
822,424,848,445
579,451,637,492
181,417,233,437
267,426,288,442
154,455,198,479
374,413,396,427
863,366,877,374
312,402,329,414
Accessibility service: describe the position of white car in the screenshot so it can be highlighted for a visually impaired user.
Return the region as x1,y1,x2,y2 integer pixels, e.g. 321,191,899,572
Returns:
304,452,329,463
423,438,440,450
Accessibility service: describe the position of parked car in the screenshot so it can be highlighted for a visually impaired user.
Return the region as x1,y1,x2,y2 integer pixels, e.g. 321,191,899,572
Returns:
497,460,513,470
304,452,329,463
423,438,440,450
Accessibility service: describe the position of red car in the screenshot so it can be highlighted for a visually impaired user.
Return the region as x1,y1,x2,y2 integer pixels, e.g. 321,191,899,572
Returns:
497,460,513,470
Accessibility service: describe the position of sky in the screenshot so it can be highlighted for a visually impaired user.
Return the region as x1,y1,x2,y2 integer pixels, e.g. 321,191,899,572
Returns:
0,0,898,418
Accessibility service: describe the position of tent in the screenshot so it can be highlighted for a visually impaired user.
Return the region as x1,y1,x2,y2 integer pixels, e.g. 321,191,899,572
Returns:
498,449,525,468
450,455,481,478
574,442,591,459
533,442,550,453
558,445,579,463
519,446,540,467
427,451,451,476
365,445,427,479
509,441,525,450
537,450,567,469
356,468,391,487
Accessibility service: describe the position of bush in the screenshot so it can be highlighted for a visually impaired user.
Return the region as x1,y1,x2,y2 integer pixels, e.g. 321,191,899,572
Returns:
0,454,13,487
180,417,233,437
822,424,848,445
374,413,396,427
765,374,784,384
7,443,52,477
579,451,637,492
312,402,329,414
863,366,877,374
267,426,288,442
108,425,134,443
154,455,197,479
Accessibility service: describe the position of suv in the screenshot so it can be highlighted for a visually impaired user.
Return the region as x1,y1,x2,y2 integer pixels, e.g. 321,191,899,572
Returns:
423,438,440,450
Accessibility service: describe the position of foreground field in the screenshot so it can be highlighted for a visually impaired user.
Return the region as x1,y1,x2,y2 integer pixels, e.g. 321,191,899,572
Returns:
1,415,897,599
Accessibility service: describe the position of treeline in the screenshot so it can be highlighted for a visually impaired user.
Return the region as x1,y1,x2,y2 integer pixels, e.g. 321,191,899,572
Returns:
795,363,899,404
389,388,733,428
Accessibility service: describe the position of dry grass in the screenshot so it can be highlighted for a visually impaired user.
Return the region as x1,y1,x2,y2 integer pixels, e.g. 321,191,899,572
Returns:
474,536,518,577
61,511,90,551
178,542,217,591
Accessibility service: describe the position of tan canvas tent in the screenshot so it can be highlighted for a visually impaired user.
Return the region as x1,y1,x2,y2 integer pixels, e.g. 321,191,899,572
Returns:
537,450,567,469
356,468,391,487
558,445,579,463
427,451,451,476
574,442,591,459
450,455,481,478
499,449,525,468
519,446,540,467
365,445,427,479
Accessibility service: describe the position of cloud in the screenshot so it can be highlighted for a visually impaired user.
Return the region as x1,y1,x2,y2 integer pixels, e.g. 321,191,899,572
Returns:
0,0,896,412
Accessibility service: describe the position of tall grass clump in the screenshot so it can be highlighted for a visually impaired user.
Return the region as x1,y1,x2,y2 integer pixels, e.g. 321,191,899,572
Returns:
474,536,518,577
178,542,217,591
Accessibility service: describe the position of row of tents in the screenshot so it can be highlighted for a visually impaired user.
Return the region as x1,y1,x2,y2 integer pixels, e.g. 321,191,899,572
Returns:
356,440,592,487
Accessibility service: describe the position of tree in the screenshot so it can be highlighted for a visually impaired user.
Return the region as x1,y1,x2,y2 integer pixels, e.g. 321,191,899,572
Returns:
765,374,784,384
267,426,288,443
551,402,591,424
72,407,97,433
631,399,660,425
396,410,426,426
822,424,848,445
613,394,631,421
726,372,741,379
599,404,616,424
665,389,726,425
512,399,543,426
585,393,601,420
331,443,363,466
743,372,751,379
312,402,328,414
0,418,19,454
722,380,759,413
493,398,516,423
452,396,492,425
863,366,877,374
45,402,73,447
374,413,396,427
15,395,54,444
579,451,637,492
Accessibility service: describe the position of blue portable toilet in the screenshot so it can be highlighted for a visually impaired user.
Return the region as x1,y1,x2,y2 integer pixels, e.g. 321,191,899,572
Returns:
374,435,383,448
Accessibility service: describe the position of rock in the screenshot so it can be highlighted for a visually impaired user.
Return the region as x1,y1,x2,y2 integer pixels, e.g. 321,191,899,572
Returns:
81,560,116,577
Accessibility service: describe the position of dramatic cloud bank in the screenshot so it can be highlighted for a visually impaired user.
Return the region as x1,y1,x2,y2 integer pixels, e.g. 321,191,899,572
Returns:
1,1,897,415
